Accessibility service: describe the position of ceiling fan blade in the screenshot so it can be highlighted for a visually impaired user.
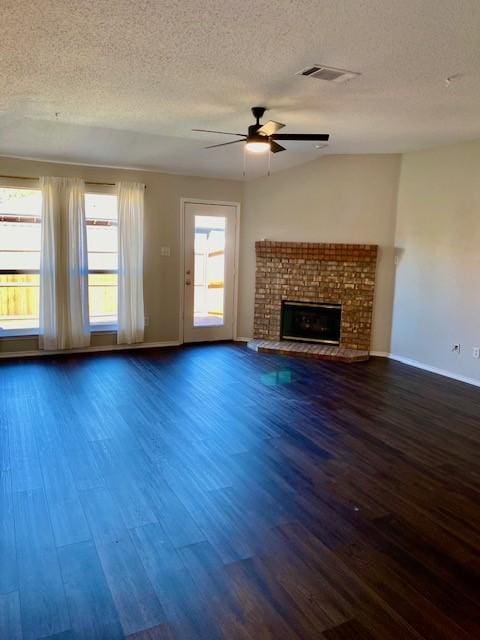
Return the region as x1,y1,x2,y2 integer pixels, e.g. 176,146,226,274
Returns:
193,129,245,136
257,120,285,136
204,139,245,149
271,133,330,141
270,141,286,153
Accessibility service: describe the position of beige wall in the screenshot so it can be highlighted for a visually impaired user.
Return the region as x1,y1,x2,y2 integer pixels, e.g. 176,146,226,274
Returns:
5,145,478,380
237,154,401,352
391,140,480,382
0,156,243,354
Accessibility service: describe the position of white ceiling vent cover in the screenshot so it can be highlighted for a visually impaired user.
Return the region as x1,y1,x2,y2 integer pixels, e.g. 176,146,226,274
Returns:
296,65,360,83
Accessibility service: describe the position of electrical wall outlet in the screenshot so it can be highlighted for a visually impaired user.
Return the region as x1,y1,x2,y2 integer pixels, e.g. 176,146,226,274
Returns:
473,347,480,359
160,246,171,256
452,344,461,354
144,315,150,327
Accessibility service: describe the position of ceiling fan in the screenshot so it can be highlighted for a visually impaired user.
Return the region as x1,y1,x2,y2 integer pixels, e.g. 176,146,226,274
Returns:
193,106,329,154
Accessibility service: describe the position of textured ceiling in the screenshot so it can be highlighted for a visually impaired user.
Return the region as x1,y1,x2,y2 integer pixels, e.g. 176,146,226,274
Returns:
1,0,480,179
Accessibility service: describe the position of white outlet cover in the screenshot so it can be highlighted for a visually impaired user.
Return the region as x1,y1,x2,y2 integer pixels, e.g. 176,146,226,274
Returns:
160,246,171,256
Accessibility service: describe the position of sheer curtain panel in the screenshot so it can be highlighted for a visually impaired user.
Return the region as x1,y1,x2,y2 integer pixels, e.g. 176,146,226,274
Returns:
116,181,145,344
39,177,90,350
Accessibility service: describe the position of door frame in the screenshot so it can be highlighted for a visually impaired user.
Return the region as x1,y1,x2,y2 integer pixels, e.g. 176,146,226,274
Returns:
179,198,241,344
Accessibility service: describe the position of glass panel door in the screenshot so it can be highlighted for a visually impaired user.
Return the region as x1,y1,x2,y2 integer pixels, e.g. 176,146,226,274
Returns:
183,202,237,342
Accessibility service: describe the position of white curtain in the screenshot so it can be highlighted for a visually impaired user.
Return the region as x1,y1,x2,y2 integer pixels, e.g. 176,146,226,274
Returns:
117,181,145,344
39,177,90,350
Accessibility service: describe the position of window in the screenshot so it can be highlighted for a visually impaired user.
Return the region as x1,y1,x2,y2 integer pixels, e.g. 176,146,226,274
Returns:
0,187,42,334
85,192,118,327
0,186,118,335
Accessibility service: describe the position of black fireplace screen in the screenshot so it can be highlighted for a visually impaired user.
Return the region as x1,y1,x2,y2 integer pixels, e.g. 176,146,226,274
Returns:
281,301,341,344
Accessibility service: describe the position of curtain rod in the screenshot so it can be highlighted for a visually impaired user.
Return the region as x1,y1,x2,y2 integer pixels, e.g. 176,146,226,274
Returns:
0,175,146,188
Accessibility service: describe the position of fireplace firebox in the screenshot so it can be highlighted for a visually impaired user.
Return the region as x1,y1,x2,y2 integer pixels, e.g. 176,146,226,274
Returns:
281,301,341,345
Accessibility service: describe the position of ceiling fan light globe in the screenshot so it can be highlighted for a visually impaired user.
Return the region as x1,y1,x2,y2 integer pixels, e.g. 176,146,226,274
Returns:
245,140,270,153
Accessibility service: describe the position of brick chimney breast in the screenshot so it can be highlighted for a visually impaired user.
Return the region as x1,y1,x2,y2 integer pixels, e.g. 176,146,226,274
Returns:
253,241,378,351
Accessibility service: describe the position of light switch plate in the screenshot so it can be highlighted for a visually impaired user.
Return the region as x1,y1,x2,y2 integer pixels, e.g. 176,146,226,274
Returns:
160,246,171,256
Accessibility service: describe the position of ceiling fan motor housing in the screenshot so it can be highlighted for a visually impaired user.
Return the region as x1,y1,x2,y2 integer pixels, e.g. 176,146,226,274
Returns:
248,124,265,139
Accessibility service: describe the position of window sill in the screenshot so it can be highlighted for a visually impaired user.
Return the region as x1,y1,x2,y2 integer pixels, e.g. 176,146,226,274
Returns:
0,328,39,338
90,323,118,333
0,325,118,338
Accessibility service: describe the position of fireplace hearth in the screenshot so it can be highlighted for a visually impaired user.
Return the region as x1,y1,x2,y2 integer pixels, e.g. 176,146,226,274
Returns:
281,301,341,345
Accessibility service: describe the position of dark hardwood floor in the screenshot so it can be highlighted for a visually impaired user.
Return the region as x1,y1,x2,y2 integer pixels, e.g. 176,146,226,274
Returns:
1,343,479,640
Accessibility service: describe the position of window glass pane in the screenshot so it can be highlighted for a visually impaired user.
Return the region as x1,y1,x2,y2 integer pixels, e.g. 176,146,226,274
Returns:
0,218,41,270
88,273,118,325
0,188,42,270
85,193,117,221
0,188,42,330
0,274,40,331
0,188,41,216
193,215,225,327
85,193,118,325
86,226,118,271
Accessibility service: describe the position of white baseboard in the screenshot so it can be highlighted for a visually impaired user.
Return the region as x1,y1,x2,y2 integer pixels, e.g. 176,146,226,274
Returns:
233,344,480,387
387,353,480,388
0,340,181,360
371,350,480,388
3,340,479,388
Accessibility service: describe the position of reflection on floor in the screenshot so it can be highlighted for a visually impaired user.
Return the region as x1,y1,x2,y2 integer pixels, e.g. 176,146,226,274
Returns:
194,314,223,327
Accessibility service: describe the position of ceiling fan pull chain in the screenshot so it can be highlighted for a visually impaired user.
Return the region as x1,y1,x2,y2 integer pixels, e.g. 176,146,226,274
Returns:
243,145,247,178
267,148,271,176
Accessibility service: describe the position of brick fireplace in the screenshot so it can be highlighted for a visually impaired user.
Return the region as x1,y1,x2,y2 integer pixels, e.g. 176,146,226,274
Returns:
253,241,378,351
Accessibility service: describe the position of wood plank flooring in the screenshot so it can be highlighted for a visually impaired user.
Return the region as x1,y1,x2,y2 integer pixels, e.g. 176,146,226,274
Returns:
0,343,479,639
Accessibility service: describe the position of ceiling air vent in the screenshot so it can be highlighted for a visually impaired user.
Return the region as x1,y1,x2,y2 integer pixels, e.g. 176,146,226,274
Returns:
296,65,360,83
